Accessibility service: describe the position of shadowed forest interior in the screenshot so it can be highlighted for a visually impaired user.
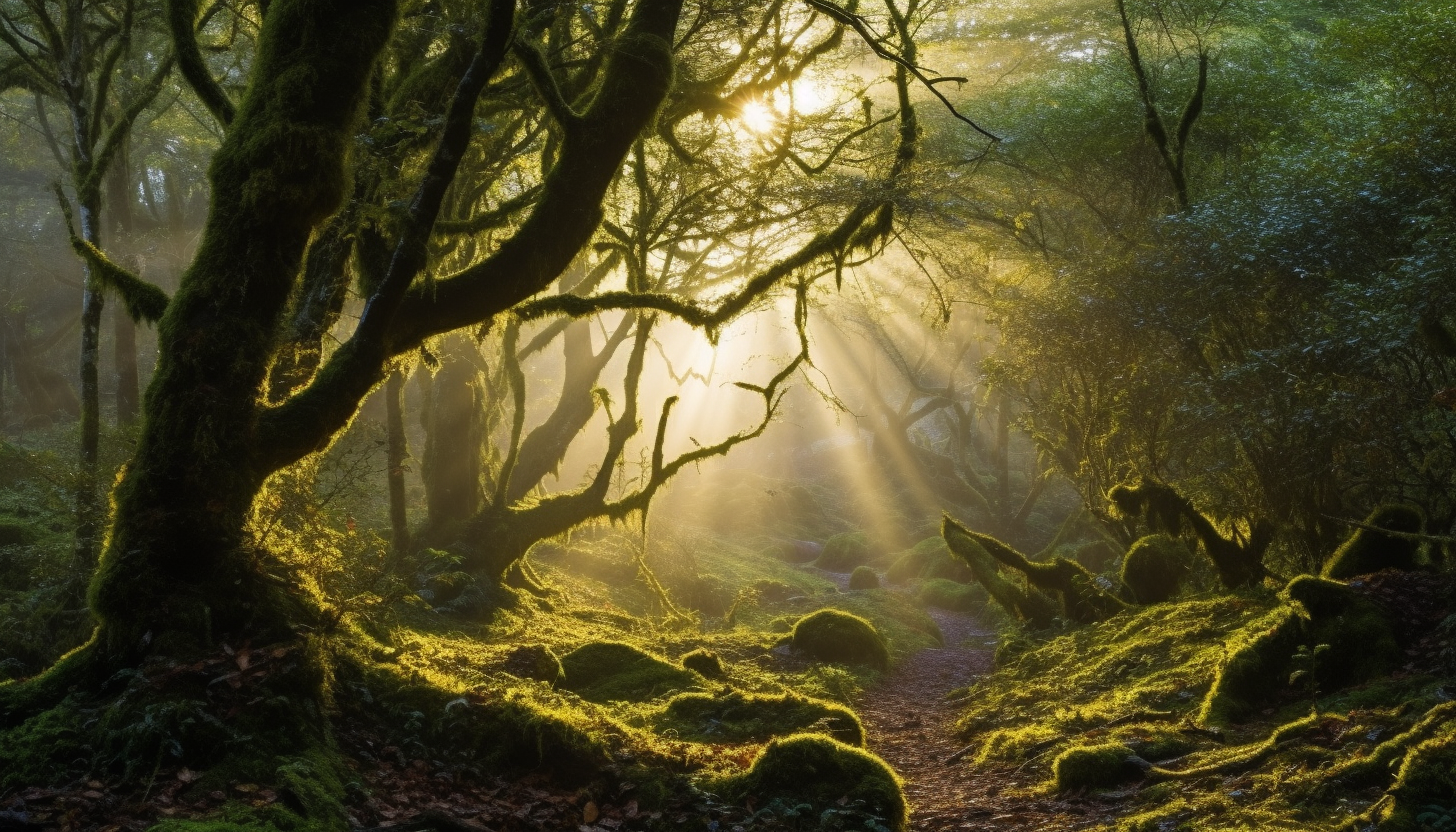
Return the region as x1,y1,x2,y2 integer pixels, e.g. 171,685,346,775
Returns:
0,0,1454,829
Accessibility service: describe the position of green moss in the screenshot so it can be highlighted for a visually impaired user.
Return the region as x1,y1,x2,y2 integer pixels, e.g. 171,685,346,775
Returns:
791,609,890,670
0,698,88,790
815,531,873,572
680,648,725,678
1280,574,1356,619
1199,607,1305,725
1121,534,1192,604
1380,730,1456,831
0,519,38,548
1324,504,1425,579
559,641,702,702
918,578,985,612
725,734,907,830
849,566,880,590
498,643,563,685
887,537,968,584
943,517,1059,628
1052,742,1140,791
659,690,864,745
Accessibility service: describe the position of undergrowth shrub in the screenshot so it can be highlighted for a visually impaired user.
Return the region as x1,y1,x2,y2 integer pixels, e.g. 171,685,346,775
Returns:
791,610,890,670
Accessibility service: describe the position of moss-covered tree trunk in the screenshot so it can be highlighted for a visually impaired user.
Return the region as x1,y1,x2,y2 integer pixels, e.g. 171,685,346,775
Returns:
90,0,401,658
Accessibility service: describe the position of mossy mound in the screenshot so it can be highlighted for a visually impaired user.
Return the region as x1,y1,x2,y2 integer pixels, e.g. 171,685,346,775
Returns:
886,537,969,584
1378,730,1456,831
1121,534,1192,604
1201,577,1400,724
1324,504,1425,579
790,609,891,670
1052,742,1141,791
558,641,701,702
660,690,864,745
765,539,821,564
849,566,880,590
728,734,907,830
917,578,985,612
498,643,563,685
680,648,725,678
815,531,873,573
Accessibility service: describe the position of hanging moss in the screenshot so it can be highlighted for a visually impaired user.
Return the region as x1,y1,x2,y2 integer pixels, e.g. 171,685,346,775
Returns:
680,648,725,678
1323,504,1425,580
790,609,890,670
1052,742,1142,792
558,642,701,702
849,566,881,590
659,690,864,746
1121,534,1192,604
724,734,908,831
815,531,874,573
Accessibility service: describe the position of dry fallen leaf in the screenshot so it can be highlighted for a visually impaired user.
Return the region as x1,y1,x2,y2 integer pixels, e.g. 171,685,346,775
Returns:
583,801,600,824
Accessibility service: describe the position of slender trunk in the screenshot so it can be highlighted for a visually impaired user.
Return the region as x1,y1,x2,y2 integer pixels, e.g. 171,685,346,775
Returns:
385,369,410,557
74,195,105,573
995,389,1011,531
107,134,140,425
422,345,484,538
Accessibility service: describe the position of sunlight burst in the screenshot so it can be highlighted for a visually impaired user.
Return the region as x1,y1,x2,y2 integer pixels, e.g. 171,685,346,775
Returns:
738,99,778,135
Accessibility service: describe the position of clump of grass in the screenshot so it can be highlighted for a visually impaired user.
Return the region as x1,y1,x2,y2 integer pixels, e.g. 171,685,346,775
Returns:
680,647,725,678
849,565,880,590
658,689,865,745
1323,504,1425,579
558,641,702,703
791,610,890,670
719,734,908,831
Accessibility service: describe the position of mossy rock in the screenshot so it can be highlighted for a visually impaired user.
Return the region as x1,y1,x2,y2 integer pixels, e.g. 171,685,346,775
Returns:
815,531,873,573
729,734,907,830
849,566,880,591
559,642,701,703
1052,742,1141,792
791,609,890,670
498,644,563,685
1324,505,1425,579
752,579,796,602
1281,574,1357,619
917,578,984,612
660,690,864,746
680,648,725,678
1120,534,1192,604
885,537,970,584
1378,731,1456,831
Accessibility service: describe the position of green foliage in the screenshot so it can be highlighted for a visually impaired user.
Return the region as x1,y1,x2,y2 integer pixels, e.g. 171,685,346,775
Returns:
723,734,908,831
558,641,702,703
917,578,985,612
659,690,864,746
1052,742,1139,792
849,565,881,591
791,609,891,671
680,648,725,678
1323,505,1425,579
815,531,874,573
1120,535,1192,605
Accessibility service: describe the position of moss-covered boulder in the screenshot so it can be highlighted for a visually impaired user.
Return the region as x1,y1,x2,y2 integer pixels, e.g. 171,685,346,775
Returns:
680,648,725,678
498,644,563,685
815,531,873,573
849,566,880,590
660,690,864,745
917,578,984,612
791,609,890,670
730,734,907,830
559,642,700,702
1199,607,1306,724
1052,742,1142,791
886,537,970,584
1324,504,1425,579
1120,534,1192,605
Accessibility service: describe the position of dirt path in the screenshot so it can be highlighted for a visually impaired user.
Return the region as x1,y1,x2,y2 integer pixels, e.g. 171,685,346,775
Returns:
855,607,1103,831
